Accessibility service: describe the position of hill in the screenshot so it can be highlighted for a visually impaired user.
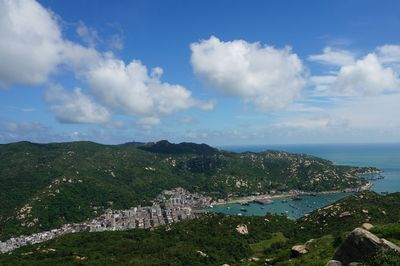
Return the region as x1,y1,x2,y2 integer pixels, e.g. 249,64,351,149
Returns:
137,140,219,155
0,192,399,265
0,140,378,240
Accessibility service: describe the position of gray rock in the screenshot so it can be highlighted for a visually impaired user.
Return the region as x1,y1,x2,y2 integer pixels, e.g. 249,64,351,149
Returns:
325,260,342,266
333,227,400,265
291,244,308,257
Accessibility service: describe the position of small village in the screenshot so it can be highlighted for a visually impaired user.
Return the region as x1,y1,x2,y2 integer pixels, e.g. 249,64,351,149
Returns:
0,188,212,254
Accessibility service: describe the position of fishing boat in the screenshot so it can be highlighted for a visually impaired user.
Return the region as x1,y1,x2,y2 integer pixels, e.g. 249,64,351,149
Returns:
292,195,303,201
254,199,273,205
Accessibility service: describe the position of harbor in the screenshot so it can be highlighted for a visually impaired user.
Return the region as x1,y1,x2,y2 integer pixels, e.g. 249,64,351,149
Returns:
207,192,354,220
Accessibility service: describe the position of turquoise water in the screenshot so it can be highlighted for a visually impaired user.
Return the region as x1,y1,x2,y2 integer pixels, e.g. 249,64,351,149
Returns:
208,143,400,219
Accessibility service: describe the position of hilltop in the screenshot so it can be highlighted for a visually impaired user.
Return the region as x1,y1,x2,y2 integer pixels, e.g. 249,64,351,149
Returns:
0,140,378,240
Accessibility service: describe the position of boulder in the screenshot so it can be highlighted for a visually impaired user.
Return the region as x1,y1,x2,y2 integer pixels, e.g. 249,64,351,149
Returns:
236,224,248,235
339,211,351,218
361,223,373,230
304,239,316,250
325,260,342,266
333,227,400,265
291,244,308,257
196,250,208,257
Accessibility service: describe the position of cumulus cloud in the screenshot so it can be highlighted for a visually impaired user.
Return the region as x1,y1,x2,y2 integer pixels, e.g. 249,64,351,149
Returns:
376,45,400,63
335,54,400,96
0,0,64,86
308,47,355,66
0,0,213,126
310,47,400,96
191,36,306,110
46,86,111,124
0,0,101,87
85,57,215,118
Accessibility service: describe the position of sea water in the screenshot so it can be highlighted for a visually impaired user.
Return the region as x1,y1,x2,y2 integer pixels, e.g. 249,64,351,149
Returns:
207,143,400,219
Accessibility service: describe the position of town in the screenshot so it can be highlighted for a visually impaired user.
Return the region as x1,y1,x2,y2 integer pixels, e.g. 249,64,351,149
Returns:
0,188,212,254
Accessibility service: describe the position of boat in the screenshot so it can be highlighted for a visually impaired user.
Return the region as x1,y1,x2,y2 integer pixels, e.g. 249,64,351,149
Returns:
240,208,248,212
254,199,273,205
292,195,303,201
281,199,288,203
237,213,243,216
260,207,265,209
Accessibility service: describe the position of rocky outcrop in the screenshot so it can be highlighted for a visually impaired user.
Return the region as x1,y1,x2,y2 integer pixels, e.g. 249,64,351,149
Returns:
236,224,248,235
339,211,352,218
291,244,308,257
333,227,400,265
325,260,342,266
196,250,208,257
361,223,373,230
291,238,316,257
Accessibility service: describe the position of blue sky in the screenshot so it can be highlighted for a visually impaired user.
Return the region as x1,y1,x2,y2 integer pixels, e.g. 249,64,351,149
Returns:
1,0,400,145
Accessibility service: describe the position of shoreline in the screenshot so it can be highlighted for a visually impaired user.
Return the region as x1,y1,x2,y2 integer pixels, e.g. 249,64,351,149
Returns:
211,182,373,206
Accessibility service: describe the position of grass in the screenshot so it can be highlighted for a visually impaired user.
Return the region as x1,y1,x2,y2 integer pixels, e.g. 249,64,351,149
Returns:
250,232,287,257
278,235,336,266
371,223,400,246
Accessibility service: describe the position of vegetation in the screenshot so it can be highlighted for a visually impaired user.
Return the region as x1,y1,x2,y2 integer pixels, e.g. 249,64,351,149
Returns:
0,140,377,240
1,191,399,265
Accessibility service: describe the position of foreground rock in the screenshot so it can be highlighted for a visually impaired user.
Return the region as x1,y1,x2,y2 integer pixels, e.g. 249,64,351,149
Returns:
325,260,342,266
333,227,400,265
291,244,308,257
291,238,315,257
236,224,248,235
361,223,373,230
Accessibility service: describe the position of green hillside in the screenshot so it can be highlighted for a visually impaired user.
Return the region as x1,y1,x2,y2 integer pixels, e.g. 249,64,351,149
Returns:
0,140,377,240
1,192,399,265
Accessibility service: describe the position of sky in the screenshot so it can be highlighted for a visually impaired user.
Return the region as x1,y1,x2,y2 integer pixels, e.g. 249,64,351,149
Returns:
1,0,400,145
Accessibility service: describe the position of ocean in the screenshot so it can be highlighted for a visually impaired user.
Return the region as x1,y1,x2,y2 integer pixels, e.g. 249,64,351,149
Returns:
208,143,400,219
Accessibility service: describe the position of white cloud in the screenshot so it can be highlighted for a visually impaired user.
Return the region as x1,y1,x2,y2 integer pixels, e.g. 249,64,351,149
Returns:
46,86,111,124
274,117,332,129
0,0,63,86
308,47,355,66
334,54,400,96
376,45,400,63
85,57,215,117
310,47,400,96
137,116,161,128
109,34,124,50
191,36,306,110
0,0,102,87
0,0,213,126
76,22,101,48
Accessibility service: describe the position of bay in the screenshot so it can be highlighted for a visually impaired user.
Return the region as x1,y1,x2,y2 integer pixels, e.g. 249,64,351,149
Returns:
208,143,400,219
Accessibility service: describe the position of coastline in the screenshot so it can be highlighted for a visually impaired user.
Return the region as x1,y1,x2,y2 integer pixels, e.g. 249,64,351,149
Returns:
211,182,373,206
